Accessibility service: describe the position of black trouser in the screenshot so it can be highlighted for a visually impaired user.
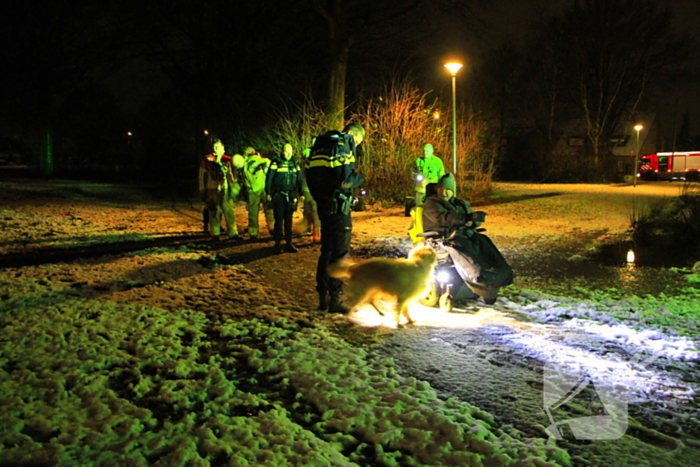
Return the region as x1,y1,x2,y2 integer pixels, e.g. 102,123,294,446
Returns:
271,193,294,244
316,211,352,296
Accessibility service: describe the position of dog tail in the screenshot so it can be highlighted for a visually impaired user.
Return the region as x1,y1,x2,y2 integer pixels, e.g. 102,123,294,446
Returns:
328,256,355,278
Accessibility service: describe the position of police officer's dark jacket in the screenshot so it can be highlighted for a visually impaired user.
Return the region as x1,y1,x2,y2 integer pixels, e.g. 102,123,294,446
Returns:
265,156,302,197
306,131,364,208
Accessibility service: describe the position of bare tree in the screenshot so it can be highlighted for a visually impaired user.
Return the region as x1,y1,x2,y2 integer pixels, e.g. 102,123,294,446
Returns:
536,0,693,171
308,0,428,131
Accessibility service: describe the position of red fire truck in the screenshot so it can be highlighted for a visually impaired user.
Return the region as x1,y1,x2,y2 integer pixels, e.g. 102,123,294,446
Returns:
637,151,700,181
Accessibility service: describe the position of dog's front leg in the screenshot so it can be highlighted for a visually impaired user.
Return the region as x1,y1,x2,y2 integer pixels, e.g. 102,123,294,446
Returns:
369,298,385,316
398,302,414,327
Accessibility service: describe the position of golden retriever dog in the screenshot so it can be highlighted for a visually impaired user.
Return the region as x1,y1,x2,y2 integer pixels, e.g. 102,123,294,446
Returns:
328,246,437,326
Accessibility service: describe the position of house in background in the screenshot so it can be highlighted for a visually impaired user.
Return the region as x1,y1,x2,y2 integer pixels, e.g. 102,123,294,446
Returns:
555,113,660,179
610,114,660,179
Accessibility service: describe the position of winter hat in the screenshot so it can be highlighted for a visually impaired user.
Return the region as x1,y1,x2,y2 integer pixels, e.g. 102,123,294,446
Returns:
437,173,456,192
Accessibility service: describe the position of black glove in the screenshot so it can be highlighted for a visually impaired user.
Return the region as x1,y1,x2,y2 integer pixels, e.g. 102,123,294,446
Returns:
472,211,487,223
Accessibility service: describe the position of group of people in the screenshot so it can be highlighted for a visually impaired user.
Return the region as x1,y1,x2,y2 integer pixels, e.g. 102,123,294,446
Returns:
198,140,320,254
199,125,512,314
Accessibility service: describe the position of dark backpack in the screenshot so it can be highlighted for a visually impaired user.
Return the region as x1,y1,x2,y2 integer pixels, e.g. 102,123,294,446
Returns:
309,130,341,157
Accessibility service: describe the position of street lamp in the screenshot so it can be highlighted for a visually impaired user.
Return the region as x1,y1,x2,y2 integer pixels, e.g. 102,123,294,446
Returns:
444,62,463,177
633,124,643,187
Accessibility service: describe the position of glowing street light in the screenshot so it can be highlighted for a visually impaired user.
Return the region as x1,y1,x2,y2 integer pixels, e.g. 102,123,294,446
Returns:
444,62,463,179
633,124,643,187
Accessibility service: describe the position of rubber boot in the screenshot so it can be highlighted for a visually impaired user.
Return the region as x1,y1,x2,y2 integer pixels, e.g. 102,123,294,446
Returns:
318,293,329,311
274,242,284,254
285,242,298,253
328,293,350,314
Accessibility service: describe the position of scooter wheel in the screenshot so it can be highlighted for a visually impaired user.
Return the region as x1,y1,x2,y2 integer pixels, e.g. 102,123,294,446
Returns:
419,282,439,307
439,292,453,313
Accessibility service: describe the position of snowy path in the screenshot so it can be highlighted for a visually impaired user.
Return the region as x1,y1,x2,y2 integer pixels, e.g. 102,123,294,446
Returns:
358,298,700,463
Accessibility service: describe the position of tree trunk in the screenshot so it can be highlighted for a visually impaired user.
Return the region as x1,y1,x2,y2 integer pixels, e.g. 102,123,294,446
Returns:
39,127,54,178
327,43,349,131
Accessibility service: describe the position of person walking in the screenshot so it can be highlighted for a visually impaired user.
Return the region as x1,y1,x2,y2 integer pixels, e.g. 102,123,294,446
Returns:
266,143,303,254
305,122,366,313
242,146,274,241
198,138,240,241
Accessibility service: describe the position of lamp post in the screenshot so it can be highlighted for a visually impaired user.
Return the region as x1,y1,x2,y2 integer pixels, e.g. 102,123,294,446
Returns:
633,124,643,187
444,62,463,177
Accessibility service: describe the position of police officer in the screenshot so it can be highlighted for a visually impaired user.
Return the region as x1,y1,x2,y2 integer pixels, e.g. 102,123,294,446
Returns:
266,143,303,254
306,123,366,313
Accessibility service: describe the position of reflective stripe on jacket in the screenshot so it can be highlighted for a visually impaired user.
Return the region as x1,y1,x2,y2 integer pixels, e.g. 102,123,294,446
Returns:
199,154,236,193
265,157,302,197
306,131,364,203
415,156,446,193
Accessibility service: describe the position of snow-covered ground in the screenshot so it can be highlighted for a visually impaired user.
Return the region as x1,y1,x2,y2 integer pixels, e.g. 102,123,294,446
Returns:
1,179,699,466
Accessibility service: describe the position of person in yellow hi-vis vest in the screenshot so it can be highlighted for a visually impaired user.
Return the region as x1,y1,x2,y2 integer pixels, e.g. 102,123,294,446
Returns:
242,147,275,241
413,143,445,207
409,144,445,244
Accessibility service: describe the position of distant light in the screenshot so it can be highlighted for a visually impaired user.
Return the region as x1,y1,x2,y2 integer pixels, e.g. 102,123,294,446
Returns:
127,132,132,136
444,62,463,75
204,130,209,135
434,112,440,119
634,124,643,132
626,250,635,263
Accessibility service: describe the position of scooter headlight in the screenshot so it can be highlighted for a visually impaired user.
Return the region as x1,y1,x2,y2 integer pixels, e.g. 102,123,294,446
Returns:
436,270,452,284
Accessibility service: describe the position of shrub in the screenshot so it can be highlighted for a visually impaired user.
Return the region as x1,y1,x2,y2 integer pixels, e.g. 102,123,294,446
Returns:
630,183,700,255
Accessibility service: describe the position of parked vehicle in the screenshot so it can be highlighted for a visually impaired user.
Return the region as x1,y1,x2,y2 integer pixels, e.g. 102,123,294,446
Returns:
638,151,700,181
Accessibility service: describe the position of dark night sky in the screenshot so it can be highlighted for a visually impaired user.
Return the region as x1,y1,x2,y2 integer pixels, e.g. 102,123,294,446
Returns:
659,0,700,136
102,0,700,128
476,0,700,141
4,0,700,147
